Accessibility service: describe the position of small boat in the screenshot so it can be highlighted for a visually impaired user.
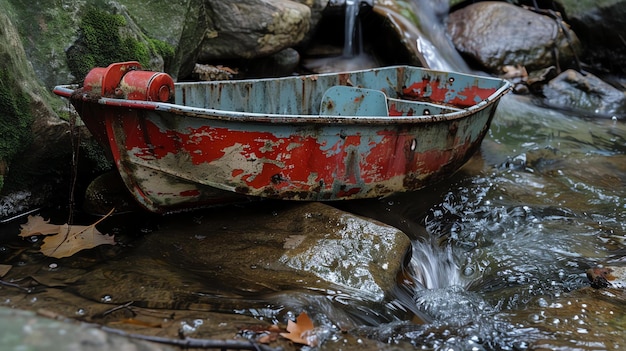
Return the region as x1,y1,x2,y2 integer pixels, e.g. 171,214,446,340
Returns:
54,61,511,213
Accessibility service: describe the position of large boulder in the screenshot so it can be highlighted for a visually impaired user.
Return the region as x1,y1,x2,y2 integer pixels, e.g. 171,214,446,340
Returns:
446,1,582,74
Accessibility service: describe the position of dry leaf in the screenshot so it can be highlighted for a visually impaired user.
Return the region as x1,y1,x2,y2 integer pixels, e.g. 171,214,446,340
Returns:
280,311,317,346
40,224,115,259
19,215,60,237
19,209,116,258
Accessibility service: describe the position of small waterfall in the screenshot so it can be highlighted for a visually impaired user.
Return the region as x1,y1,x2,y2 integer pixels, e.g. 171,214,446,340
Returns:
342,0,361,57
305,0,378,72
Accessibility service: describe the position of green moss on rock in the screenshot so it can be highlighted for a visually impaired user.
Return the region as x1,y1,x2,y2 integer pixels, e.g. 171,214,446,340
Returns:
0,68,34,194
149,38,175,67
67,7,174,82
0,68,33,166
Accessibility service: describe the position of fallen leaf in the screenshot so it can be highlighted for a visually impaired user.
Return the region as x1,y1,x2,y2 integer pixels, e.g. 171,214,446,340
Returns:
40,224,115,258
19,209,116,258
19,215,60,237
280,311,317,346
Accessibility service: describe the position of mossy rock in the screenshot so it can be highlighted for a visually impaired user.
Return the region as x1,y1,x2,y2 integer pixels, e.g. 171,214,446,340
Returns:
0,69,33,169
66,6,174,83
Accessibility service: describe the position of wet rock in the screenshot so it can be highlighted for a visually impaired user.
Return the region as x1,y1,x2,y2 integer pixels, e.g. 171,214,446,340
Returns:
0,307,173,351
0,10,102,219
541,69,626,117
72,203,410,306
446,2,582,74
147,202,410,302
196,0,310,61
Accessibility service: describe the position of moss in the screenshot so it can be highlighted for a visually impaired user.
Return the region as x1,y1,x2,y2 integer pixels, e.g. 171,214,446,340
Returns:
0,69,33,162
0,68,34,193
67,7,173,82
80,139,112,174
149,38,175,67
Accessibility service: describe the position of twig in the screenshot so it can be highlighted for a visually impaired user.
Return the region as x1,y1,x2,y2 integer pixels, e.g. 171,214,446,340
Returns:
68,100,80,225
0,207,41,224
0,279,35,293
92,301,135,319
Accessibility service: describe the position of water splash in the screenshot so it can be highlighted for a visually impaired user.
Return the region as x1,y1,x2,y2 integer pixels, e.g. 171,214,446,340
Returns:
409,240,463,290
392,236,469,326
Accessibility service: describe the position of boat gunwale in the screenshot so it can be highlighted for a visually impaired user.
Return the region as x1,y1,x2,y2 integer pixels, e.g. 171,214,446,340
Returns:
53,67,511,125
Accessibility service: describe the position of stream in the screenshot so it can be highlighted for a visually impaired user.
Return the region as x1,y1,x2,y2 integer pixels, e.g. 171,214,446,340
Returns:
1,1,626,350
339,94,626,349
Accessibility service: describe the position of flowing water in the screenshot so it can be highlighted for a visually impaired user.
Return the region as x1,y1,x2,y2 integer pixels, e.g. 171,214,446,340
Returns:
308,1,626,348
1,1,626,350
339,94,626,350
343,0,361,57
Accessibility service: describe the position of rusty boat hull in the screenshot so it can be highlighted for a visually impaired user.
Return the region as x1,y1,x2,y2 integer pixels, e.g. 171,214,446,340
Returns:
54,62,511,213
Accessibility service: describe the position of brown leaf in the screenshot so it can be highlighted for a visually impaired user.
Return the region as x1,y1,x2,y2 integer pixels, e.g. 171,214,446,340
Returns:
19,215,60,237
40,224,115,259
280,312,317,346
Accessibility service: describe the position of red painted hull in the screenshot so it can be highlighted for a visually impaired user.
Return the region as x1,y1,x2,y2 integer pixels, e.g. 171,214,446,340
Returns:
55,64,510,213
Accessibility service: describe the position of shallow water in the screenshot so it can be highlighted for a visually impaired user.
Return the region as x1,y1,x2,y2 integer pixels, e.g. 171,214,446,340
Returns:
1,94,624,350
344,94,626,350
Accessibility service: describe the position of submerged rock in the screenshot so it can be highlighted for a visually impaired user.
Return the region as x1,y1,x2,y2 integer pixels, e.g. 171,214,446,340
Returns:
73,202,410,306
